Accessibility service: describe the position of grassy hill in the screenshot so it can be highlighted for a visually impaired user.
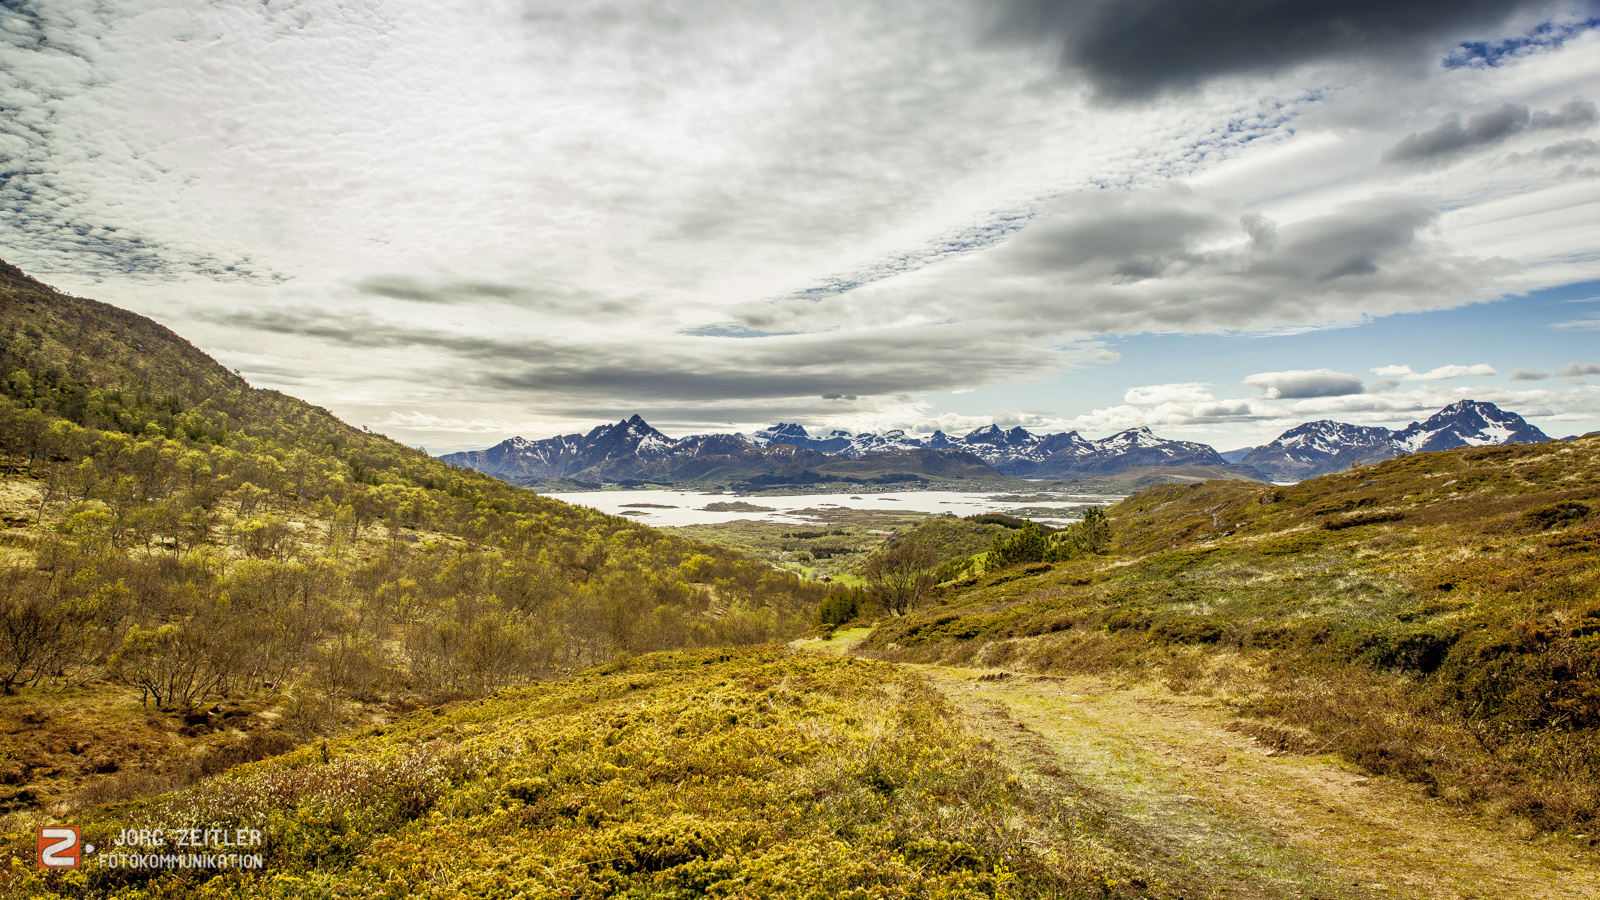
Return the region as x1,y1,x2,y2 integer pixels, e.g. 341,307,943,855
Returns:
5,648,1176,899
0,262,833,813
857,435,1600,832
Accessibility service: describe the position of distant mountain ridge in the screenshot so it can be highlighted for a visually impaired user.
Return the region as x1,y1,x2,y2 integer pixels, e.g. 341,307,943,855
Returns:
751,421,1226,477
441,400,1551,487
1237,400,1551,481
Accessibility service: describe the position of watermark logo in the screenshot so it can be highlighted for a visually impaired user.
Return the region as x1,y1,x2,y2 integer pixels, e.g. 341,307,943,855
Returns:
35,824,265,871
37,826,91,869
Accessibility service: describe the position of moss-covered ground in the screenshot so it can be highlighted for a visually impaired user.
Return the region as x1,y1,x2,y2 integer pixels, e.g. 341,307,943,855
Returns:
5,649,1179,899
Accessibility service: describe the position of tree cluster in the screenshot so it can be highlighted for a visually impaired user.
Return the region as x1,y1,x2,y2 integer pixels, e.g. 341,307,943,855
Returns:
987,509,1113,569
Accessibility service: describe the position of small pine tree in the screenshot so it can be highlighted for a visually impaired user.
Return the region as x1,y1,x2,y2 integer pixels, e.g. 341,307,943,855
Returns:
989,522,1048,568
817,587,864,626
1076,507,1112,554
1047,507,1112,561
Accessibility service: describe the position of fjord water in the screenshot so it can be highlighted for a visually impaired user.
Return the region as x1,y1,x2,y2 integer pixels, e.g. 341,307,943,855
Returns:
540,489,1109,527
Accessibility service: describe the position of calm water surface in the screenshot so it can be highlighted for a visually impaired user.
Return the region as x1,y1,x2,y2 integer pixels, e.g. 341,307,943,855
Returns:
539,489,1113,528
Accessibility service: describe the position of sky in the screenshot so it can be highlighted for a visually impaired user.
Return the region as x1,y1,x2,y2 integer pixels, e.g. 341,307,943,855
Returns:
2,0,1599,453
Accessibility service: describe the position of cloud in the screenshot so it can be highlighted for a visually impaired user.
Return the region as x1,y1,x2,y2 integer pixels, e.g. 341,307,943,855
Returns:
1062,399,1269,434
354,277,541,306
1123,383,1216,404
1530,98,1600,129
1527,138,1600,160
370,412,586,435
745,187,1506,340
204,302,1114,411
1425,364,1498,379
1241,368,1365,399
1559,362,1600,376
1385,98,1598,165
1554,312,1600,330
1370,365,1416,377
1511,368,1550,380
1370,363,1498,380
1383,103,1531,163
990,0,1556,99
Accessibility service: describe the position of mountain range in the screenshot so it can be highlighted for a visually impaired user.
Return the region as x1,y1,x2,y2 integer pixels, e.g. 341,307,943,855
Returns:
441,400,1552,487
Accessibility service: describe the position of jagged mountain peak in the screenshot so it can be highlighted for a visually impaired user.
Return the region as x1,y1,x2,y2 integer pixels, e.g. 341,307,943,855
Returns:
1436,398,1495,415
1267,420,1391,449
759,422,811,440
1395,399,1549,454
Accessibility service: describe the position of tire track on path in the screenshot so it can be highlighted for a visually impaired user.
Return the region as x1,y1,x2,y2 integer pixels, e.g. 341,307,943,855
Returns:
915,665,1600,900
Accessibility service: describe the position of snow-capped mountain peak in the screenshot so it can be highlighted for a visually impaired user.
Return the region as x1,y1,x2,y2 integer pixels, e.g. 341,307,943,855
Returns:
1239,400,1550,481
1393,399,1548,454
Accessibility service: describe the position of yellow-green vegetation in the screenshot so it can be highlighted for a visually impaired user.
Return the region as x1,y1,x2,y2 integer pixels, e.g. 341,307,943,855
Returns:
861,436,1600,834
0,263,833,811
3,649,1164,899
813,517,1015,625
665,508,936,579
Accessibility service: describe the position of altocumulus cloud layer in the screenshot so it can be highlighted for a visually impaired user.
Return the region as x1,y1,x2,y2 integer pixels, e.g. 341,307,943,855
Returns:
0,0,1599,450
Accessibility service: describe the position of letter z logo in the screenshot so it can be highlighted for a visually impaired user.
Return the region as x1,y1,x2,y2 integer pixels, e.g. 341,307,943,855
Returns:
37,826,81,869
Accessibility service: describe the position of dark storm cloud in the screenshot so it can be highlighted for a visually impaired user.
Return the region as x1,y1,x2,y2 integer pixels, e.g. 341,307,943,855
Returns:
990,0,1568,99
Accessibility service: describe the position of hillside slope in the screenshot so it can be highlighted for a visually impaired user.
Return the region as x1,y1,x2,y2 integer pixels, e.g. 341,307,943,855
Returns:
862,435,1600,833
0,262,832,812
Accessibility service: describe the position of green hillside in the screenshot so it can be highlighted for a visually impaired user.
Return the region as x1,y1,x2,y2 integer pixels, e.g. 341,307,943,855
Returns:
859,436,1600,831
0,263,831,811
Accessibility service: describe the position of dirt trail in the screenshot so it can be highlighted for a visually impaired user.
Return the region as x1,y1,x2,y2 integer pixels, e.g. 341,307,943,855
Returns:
915,664,1600,900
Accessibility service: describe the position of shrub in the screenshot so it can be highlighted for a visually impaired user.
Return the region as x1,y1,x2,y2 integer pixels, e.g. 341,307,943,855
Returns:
1520,501,1591,530
1148,616,1228,645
